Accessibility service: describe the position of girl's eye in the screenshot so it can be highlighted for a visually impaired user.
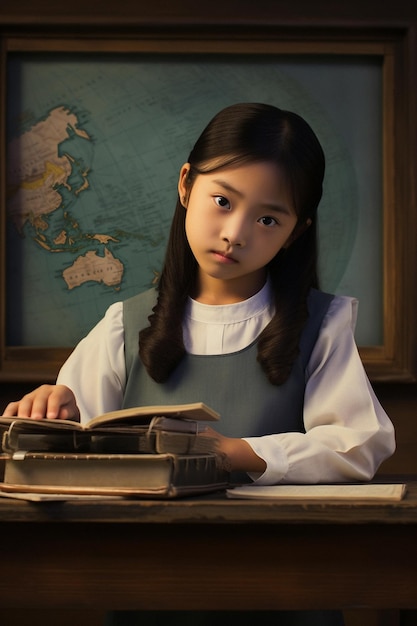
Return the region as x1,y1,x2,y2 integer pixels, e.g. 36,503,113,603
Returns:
258,216,278,227
214,195,231,210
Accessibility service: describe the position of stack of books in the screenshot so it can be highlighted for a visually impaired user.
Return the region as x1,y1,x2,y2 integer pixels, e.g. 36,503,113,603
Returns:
0,402,230,498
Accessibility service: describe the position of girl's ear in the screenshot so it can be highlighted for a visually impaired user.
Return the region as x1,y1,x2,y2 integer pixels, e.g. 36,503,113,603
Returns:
283,218,312,249
178,163,191,207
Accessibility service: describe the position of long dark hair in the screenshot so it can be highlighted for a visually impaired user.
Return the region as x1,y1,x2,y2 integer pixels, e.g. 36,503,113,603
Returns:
139,103,325,385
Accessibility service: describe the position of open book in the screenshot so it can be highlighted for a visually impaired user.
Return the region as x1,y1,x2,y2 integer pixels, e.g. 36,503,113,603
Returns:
0,402,219,456
0,403,229,498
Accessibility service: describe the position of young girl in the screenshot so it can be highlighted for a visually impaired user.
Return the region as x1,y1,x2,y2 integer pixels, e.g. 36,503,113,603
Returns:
4,101,395,482
4,103,395,626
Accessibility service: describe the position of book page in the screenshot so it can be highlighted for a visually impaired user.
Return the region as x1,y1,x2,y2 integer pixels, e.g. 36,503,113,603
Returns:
0,415,82,430
88,402,220,428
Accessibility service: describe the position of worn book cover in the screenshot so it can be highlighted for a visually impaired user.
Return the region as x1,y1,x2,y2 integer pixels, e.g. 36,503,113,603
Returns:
1,450,230,498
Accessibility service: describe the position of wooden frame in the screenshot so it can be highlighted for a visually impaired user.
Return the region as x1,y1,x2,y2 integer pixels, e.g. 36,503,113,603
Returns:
0,27,415,383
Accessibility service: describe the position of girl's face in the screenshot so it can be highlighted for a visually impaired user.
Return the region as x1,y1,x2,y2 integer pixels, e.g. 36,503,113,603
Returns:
179,161,299,304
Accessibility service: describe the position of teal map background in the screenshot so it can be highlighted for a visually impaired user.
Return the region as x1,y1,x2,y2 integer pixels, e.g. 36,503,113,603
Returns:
6,54,383,347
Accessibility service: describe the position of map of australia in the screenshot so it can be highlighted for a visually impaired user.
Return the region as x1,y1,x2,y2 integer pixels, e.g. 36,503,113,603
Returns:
7,105,125,290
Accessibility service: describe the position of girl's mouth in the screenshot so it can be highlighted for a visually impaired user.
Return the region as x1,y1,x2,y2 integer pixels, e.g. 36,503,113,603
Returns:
212,251,238,264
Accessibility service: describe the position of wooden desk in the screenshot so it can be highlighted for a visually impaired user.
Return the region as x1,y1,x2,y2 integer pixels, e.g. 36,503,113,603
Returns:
0,482,416,612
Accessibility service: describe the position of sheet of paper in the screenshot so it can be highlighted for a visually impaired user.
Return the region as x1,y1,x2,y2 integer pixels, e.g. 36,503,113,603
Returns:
0,490,124,502
226,483,407,501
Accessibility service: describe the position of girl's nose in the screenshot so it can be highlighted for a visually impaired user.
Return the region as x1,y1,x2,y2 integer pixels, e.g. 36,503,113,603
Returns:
221,218,247,248
223,235,244,247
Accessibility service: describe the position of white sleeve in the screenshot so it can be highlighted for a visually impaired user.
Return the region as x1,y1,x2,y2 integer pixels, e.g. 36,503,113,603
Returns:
243,296,396,485
56,302,126,424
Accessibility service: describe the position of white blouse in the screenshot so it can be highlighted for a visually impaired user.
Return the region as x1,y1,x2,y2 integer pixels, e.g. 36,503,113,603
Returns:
57,288,395,485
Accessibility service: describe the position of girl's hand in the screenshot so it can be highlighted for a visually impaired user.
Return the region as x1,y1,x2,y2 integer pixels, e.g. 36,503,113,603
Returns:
201,426,266,474
2,384,80,422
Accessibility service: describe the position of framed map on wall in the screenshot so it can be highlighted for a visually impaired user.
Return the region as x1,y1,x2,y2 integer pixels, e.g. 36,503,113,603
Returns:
0,33,412,381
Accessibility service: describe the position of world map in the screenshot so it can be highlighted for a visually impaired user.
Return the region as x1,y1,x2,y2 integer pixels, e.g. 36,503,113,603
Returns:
8,106,127,291
6,54,382,347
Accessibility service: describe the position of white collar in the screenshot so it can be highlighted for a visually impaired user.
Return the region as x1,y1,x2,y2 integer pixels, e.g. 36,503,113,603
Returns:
185,279,273,326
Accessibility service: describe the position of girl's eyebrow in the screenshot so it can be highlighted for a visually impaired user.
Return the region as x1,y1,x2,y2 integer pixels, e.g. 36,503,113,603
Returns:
212,179,293,216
